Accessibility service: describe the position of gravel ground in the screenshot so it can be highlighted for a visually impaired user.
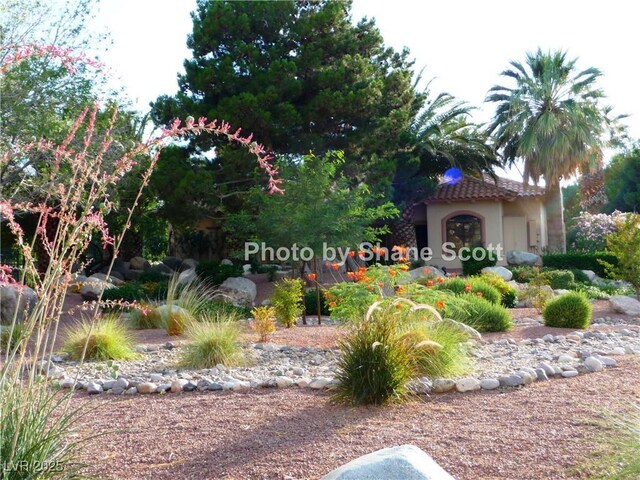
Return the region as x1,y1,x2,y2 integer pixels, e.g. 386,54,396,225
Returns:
73,357,640,480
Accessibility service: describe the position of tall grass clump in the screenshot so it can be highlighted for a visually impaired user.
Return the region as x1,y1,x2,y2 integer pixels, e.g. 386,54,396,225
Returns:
586,402,640,479
63,315,139,361
180,315,245,369
334,299,475,405
165,274,212,318
0,42,279,475
480,272,518,307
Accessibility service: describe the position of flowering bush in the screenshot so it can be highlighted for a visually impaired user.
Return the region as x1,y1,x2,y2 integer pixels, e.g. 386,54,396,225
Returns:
571,210,627,251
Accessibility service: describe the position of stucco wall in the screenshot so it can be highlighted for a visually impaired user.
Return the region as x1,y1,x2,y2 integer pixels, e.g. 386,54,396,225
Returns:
424,201,505,269
502,198,547,251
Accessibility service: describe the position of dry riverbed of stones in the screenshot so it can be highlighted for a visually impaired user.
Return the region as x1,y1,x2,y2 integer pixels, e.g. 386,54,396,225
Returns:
41,315,640,397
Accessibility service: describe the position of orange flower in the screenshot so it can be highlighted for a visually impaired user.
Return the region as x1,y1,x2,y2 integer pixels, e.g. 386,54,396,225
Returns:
346,272,356,279
399,264,409,271
331,262,341,270
388,270,397,277
328,301,337,308
348,250,356,257
426,280,434,287
436,276,444,284
378,282,384,288
357,250,366,257
435,300,446,309
464,283,472,293
307,273,317,280
396,285,405,294
395,303,403,309
476,291,483,297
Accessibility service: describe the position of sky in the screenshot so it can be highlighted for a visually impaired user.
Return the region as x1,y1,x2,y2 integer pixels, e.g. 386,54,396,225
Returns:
90,0,639,175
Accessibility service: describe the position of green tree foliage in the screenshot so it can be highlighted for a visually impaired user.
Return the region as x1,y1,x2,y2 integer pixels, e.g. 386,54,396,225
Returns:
605,145,640,213
151,0,422,226
601,213,640,299
227,151,398,259
487,49,625,252
390,87,499,247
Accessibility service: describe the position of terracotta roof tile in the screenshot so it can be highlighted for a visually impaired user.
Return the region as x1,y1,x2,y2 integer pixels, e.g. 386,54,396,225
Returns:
422,175,546,203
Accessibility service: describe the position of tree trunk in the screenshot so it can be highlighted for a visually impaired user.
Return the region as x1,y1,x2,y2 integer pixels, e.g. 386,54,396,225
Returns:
545,182,567,253
390,204,417,249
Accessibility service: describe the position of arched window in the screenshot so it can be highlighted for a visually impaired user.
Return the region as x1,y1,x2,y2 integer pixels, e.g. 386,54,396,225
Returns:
445,214,483,249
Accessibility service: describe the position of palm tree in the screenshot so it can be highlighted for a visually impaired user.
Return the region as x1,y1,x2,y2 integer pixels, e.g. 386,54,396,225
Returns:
391,88,499,248
486,49,624,252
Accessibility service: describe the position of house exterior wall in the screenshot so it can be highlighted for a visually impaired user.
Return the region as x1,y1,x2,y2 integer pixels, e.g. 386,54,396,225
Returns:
424,201,504,269
502,198,547,252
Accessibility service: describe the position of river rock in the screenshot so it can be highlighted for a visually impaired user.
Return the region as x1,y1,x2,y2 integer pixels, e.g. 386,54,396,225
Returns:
609,295,640,316
507,250,542,266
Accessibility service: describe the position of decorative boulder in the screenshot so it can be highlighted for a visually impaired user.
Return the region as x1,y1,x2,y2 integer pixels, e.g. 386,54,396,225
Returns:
0,285,37,324
609,295,640,316
129,256,151,271
321,445,455,480
98,268,125,281
147,262,173,275
162,256,183,271
123,269,143,281
507,250,542,266
89,273,124,285
180,258,198,272
80,280,114,301
154,304,191,323
403,266,445,283
220,259,233,266
481,266,513,281
178,268,197,284
215,277,257,307
582,270,597,282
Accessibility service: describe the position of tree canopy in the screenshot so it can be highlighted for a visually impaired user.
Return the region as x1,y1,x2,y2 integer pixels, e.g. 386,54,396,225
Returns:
605,145,640,213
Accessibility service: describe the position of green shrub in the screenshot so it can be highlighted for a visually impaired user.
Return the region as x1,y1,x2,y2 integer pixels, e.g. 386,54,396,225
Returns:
571,268,590,284
63,316,139,361
509,265,536,283
137,270,169,284
101,281,145,302
271,277,303,328
128,304,162,329
180,317,244,368
543,292,592,329
333,310,413,405
542,269,575,289
0,323,28,353
460,247,497,276
542,252,618,278
304,289,330,316
256,264,278,281
196,261,243,285
200,301,250,320
141,280,169,299
480,272,518,307
433,277,502,305
577,284,610,300
326,282,378,323
443,296,513,332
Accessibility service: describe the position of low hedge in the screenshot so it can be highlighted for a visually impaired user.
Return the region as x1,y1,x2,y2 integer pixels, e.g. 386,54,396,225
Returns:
196,261,244,285
460,247,497,276
542,252,617,278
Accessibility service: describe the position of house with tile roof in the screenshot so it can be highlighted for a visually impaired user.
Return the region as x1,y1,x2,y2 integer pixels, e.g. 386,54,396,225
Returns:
411,175,547,269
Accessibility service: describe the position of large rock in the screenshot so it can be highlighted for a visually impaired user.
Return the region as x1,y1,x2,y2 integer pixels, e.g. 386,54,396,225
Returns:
154,304,191,323
215,277,257,307
80,280,114,301
178,268,198,285
609,295,640,316
321,444,455,480
507,250,542,266
481,266,513,281
162,256,183,271
98,268,125,281
123,269,143,281
129,256,151,271
180,258,198,272
89,273,124,285
147,262,173,275
403,266,445,283
582,270,597,282
0,285,37,324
